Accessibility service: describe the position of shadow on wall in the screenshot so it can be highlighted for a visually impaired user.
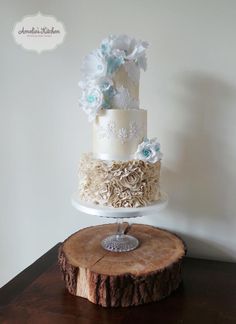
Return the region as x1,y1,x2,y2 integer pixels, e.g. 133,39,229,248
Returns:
161,72,236,261
178,231,235,262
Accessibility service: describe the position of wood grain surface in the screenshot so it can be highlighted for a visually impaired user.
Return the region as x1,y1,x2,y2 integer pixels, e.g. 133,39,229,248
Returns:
58,223,186,307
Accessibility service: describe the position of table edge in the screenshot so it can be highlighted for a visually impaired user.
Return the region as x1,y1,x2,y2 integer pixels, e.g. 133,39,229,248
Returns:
0,243,61,307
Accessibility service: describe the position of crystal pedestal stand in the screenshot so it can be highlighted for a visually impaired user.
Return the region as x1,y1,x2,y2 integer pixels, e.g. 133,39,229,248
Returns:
101,218,139,252
71,192,168,252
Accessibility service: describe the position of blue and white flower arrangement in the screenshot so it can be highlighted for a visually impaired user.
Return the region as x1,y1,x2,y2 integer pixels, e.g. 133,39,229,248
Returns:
135,138,163,163
79,35,148,121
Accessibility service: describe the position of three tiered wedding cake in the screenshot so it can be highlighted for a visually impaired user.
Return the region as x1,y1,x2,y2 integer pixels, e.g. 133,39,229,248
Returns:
78,35,162,208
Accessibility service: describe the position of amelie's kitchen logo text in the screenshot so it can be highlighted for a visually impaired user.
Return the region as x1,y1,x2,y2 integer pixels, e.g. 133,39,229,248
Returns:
12,12,66,53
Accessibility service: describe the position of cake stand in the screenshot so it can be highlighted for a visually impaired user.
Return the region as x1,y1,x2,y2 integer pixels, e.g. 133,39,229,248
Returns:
71,192,168,253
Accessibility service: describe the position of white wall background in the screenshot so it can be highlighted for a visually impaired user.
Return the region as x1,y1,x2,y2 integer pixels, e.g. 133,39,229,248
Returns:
1,0,236,287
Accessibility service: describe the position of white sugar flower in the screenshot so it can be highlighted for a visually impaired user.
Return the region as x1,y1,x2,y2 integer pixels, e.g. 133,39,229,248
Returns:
78,78,96,90
125,38,148,62
81,49,107,80
112,86,139,110
101,35,149,70
85,35,149,75
79,77,116,111
79,85,103,122
135,138,163,163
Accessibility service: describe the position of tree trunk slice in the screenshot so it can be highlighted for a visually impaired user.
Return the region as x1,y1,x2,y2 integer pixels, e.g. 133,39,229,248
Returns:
58,223,186,307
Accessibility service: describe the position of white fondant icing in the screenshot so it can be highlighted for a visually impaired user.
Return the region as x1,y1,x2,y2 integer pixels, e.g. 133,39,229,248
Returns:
93,153,135,161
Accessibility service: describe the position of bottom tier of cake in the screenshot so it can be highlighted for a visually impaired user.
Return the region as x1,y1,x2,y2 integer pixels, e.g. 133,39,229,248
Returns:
78,153,161,208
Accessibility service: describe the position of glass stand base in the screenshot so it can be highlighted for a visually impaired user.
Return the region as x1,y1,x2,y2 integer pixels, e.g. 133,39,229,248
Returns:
101,234,139,252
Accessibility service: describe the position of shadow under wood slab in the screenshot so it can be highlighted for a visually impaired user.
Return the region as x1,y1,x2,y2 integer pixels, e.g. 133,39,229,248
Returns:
58,223,186,307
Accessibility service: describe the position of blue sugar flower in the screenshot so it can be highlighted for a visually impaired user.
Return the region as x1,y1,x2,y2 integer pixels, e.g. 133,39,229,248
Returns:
101,42,111,56
99,80,111,91
135,138,163,163
101,85,117,109
102,96,112,109
97,77,117,109
106,85,117,98
107,55,124,75
155,145,160,152
142,148,152,158
87,94,96,103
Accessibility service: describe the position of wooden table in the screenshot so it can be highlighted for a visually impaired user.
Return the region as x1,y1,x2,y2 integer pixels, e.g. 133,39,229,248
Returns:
0,243,236,323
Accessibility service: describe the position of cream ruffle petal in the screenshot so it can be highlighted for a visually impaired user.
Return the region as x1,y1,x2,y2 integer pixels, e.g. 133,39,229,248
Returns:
78,153,161,208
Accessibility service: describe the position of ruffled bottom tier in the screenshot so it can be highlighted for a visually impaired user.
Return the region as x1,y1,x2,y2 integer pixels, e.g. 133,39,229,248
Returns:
78,153,161,208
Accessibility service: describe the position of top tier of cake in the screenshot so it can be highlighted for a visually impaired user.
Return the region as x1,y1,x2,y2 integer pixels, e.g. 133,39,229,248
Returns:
79,35,148,122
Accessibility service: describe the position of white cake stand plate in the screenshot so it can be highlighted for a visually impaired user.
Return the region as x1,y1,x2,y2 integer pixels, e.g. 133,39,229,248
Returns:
71,191,168,219
71,191,168,252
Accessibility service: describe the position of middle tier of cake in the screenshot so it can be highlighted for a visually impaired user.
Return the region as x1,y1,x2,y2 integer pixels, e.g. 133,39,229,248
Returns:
93,109,147,161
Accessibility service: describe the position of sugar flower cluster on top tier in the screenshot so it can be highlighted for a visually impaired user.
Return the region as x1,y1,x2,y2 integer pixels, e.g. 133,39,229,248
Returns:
135,138,163,163
79,35,148,121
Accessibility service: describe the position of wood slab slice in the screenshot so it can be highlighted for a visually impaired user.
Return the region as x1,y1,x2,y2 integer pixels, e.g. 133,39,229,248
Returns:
58,223,186,307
